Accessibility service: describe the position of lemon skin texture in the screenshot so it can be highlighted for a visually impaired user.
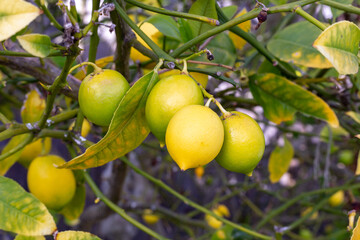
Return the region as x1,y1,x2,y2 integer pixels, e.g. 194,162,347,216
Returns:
27,155,76,211
165,105,224,170
159,69,208,88
216,112,265,175
18,138,52,167
78,69,130,127
145,74,204,144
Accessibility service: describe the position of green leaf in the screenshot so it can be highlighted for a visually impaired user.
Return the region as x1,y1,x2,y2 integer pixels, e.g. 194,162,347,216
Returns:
249,73,339,127
331,0,353,19
268,21,332,69
146,14,181,41
0,0,41,41
188,0,217,38
178,18,193,43
0,176,56,235
17,34,51,58
60,71,159,169
14,235,45,240
60,184,86,225
0,134,28,175
221,5,237,19
313,21,360,75
56,231,101,240
268,136,294,183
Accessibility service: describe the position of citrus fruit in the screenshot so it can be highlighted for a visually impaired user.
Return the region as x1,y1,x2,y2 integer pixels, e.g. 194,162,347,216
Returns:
328,190,345,207
142,209,160,225
205,209,223,229
78,69,130,126
21,89,45,123
228,8,251,50
159,69,208,88
27,155,76,210
145,74,204,144
165,105,224,170
18,137,52,167
216,111,265,175
130,22,163,63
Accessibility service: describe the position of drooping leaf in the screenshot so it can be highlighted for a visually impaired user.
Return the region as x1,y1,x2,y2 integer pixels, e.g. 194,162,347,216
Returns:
17,34,51,58
249,76,296,124
249,73,339,127
14,235,45,240
331,0,353,19
351,216,360,240
0,134,28,175
188,0,217,38
0,0,41,41
60,184,86,225
56,231,101,240
313,21,360,75
0,176,56,235
60,71,159,169
147,14,181,41
268,136,294,183
268,21,332,69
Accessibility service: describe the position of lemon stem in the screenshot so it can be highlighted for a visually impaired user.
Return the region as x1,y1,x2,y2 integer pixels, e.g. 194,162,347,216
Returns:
205,98,212,107
178,49,210,63
68,62,103,75
154,59,164,74
181,60,189,75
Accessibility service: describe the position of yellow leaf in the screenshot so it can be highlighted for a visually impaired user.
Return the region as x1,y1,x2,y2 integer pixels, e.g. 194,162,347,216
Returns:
351,216,360,240
0,0,41,41
228,8,251,50
268,136,294,183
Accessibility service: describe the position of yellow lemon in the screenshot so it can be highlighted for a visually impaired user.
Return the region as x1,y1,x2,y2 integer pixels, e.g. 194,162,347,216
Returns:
145,74,204,145
18,137,52,167
27,155,76,210
165,105,224,170
216,204,230,217
228,8,251,50
205,209,223,229
159,69,208,88
328,190,345,207
216,111,265,175
78,69,130,126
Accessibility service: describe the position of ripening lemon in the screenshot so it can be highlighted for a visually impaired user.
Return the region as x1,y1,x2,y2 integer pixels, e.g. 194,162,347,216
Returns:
130,22,163,63
216,112,265,175
228,8,251,50
18,138,52,167
145,74,204,145
159,69,208,88
165,105,224,170
78,69,130,126
328,190,345,207
27,155,76,210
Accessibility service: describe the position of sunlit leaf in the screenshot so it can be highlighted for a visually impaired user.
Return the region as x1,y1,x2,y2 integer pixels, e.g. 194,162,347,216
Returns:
60,184,86,225
188,0,217,38
249,73,339,127
0,0,41,41
60,71,159,169
17,34,51,58
0,176,56,235
147,14,181,41
56,231,101,240
14,235,45,240
313,21,360,75
351,216,360,240
0,134,28,175
268,21,332,69
268,136,294,183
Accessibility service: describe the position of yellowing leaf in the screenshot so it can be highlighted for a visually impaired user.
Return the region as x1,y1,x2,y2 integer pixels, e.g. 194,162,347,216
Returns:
0,134,29,175
60,71,159,169
346,111,360,124
0,0,41,41
228,8,251,50
56,231,101,240
268,136,294,183
268,21,332,69
14,235,45,240
355,150,360,175
17,34,51,58
313,21,360,75
249,73,339,127
21,89,46,123
351,216,360,240
0,176,56,235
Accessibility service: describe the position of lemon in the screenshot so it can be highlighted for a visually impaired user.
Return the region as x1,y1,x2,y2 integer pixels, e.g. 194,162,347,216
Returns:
18,137,52,167
216,111,265,175
159,69,208,88
165,105,224,170
328,190,345,207
130,22,163,63
228,8,251,50
145,74,204,144
27,155,76,210
78,69,130,126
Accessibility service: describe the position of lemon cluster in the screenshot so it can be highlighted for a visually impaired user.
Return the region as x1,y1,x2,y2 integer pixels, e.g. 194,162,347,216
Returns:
145,74,265,174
